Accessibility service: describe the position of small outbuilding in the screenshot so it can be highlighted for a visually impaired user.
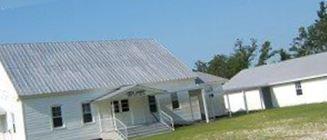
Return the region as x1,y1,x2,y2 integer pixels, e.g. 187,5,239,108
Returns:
223,52,327,113
195,72,228,118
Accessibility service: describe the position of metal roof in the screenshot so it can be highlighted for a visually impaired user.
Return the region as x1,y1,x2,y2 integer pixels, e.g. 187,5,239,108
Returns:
195,72,228,84
0,39,196,96
223,52,327,92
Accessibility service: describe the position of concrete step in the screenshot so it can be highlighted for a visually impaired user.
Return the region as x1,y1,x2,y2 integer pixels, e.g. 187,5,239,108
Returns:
101,131,125,140
127,123,171,138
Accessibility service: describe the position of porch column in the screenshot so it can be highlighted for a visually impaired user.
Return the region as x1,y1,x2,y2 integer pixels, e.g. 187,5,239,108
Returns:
111,101,117,129
242,90,249,113
259,89,265,110
189,94,195,121
226,93,232,117
201,89,209,123
155,95,162,121
94,103,103,132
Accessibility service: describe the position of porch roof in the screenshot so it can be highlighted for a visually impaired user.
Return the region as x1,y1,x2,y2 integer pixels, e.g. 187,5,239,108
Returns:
0,106,6,115
91,84,168,102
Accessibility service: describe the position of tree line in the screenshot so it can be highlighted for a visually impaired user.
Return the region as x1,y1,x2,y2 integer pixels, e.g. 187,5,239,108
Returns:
194,1,327,79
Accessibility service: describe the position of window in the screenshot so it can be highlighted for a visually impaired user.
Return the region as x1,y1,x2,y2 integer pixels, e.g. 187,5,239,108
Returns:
148,96,157,113
11,113,16,133
51,106,63,128
295,82,303,95
82,103,93,123
171,93,180,109
121,100,129,112
112,100,130,113
113,101,120,113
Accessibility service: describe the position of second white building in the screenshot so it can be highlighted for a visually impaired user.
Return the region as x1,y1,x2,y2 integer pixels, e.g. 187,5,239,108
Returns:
223,52,327,113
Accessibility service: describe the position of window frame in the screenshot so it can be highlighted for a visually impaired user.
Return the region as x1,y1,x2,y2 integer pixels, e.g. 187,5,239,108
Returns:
295,81,303,96
171,92,180,110
81,103,94,124
121,99,130,112
50,105,65,129
113,101,120,113
148,96,157,113
11,113,16,133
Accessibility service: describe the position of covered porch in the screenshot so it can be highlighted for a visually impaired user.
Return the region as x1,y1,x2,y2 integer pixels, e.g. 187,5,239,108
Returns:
91,84,175,139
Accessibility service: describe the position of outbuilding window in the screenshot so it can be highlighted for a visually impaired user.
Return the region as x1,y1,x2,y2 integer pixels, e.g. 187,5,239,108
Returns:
295,82,303,95
171,93,180,109
51,106,63,128
82,103,93,123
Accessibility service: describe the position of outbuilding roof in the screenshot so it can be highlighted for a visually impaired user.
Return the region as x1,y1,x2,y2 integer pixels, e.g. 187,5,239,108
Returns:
195,72,228,84
223,52,327,92
0,39,196,96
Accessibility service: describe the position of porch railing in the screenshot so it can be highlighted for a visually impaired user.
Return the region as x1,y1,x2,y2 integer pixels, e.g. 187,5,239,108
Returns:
114,118,128,140
159,110,175,131
101,118,128,140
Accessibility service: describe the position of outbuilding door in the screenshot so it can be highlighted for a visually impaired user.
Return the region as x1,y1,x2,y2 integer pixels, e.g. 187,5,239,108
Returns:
261,87,274,109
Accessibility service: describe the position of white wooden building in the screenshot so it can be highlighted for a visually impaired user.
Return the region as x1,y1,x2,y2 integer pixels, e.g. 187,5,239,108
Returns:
223,52,327,113
0,39,226,140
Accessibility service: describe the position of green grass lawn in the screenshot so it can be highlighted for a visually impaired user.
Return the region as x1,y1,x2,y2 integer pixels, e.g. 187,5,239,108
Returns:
139,103,327,140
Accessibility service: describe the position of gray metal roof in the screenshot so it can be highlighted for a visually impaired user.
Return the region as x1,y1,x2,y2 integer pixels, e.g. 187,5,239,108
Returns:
195,72,228,84
223,52,327,92
0,39,196,96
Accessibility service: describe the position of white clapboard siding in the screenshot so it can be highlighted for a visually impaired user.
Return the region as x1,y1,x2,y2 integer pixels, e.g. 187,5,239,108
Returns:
226,77,327,113
204,83,226,118
271,77,327,107
224,89,264,113
149,79,201,124
0,62,26,140
22,90,106,140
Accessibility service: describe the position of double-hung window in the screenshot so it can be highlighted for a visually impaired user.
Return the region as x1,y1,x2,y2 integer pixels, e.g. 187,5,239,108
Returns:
51,106,64,128
295,82,303,95
171,93,180,109
113,101,120,113
82,103,93,123
112,100,130,113
121,100,130,112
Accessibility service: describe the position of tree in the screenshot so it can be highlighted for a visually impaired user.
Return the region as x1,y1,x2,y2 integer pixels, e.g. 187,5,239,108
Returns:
194,60,208,72
233,38,258,67
290,1,327,57
207,55,229,78
257,41,275,66
193,39,258,79
225,39,258,78
277,48,291,61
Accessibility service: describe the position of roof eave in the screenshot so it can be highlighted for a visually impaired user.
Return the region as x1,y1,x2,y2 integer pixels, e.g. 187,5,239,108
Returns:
223,74,327,94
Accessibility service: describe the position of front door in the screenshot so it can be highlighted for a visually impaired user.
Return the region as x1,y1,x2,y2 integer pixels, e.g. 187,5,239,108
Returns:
148,96,158,113
115,99,133,126
130,96,147,125
261,87,274,109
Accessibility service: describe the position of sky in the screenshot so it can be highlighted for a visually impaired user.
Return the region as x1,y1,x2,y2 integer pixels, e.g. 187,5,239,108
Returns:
0,0,322,67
